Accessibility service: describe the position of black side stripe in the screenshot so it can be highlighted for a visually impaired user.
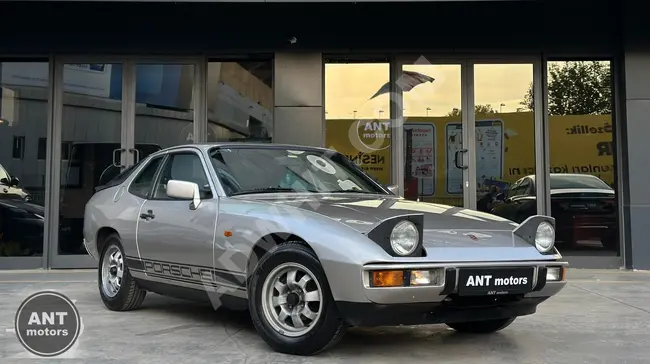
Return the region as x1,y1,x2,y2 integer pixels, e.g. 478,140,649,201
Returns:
124,256,247,288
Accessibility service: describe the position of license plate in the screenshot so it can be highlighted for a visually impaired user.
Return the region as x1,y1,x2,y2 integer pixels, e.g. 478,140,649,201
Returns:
457,267,534,296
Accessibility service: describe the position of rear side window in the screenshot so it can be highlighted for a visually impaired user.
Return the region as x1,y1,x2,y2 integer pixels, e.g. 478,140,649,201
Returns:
128,156,164,199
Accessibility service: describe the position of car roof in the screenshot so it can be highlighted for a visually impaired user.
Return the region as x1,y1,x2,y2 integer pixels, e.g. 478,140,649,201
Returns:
146,142,335,158
522,173,603,182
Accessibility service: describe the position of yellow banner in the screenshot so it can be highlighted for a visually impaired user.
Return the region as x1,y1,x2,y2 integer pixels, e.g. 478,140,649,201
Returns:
326,112,614,201
325,119,392,185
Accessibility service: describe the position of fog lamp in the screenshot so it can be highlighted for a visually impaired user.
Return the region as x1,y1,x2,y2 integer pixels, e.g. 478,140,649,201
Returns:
546,267,565,281
410,269,444,286
371,270,405,287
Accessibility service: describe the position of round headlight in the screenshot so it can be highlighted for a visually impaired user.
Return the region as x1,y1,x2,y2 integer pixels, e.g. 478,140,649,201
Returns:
390,221,419,256
535,221,555,253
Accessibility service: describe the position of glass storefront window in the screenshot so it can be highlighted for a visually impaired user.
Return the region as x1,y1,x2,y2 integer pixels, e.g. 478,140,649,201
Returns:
0,62,50,257
402,63,461,204
59,63,123,255
473,63,535,217
135,63,195,158
324,61,391,185
206,60,273,143
546,61,617,255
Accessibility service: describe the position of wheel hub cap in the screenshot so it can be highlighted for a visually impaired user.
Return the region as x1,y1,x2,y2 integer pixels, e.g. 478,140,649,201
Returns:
101,245,124,298
287,292,300,308
260,263,324,337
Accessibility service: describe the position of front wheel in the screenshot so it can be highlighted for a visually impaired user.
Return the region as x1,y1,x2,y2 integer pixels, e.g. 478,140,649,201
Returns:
248,242,347,355
446,317,516,334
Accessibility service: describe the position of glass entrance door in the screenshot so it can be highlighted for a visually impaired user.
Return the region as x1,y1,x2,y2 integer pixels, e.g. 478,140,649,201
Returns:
52,61,127,268
399,60,471,207
470,61,536,217
50,58,200,268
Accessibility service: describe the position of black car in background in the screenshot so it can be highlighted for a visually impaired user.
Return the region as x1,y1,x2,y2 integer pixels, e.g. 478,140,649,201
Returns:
0,163,44,256
488,174,618,251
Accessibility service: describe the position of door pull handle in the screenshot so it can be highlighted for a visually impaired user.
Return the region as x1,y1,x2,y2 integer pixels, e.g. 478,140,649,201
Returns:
139,209,155,220
454,148,468,169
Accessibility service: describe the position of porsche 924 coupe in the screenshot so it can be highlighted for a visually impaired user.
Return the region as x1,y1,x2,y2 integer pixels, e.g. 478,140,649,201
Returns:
83,143,568,355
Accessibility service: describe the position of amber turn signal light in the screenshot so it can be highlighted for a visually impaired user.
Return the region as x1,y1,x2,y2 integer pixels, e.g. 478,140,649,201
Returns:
371,270,405,287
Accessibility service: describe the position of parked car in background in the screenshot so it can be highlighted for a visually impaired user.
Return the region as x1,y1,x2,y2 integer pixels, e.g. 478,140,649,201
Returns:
489,174,618,251
83,143,568,355
0,163,43,256
0,163,30,201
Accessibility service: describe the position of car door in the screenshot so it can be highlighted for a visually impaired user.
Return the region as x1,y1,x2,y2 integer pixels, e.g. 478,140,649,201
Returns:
136,149,219,284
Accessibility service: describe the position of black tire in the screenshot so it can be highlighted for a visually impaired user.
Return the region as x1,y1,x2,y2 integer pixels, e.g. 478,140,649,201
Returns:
248,242,347,356
446,317,516,334
98,233,146,311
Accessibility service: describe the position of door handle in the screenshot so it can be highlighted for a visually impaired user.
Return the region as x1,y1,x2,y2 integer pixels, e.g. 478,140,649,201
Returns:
112,148,125,168
454,149,468,169
139,209,155,220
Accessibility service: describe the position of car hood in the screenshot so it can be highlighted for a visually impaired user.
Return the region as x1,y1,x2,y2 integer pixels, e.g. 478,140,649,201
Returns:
236,193,519,234
0,198,45,216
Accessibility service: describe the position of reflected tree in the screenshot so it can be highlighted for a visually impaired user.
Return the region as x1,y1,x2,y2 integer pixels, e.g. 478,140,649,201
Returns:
446,104,497,117
521,61,612,115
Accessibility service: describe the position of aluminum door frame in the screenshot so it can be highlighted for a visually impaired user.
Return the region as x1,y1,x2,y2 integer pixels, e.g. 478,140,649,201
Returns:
48,56,205,269
467,57,546,214
392,58,472,208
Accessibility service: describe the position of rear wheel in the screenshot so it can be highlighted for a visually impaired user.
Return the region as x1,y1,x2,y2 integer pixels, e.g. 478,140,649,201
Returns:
446,318,516,334
98,234,146,311
248,242,347,355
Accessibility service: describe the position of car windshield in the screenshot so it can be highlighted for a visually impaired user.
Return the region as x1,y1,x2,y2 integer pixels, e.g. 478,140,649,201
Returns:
550,174,612,190
209,146,388,196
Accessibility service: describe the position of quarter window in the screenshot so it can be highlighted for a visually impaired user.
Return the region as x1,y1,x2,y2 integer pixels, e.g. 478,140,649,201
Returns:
128,156,164,199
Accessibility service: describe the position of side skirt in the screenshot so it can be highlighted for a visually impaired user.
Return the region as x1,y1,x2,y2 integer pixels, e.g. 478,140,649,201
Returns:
134,278,249,311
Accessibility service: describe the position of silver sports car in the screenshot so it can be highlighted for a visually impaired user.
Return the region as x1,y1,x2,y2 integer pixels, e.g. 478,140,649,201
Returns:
83,143,568,355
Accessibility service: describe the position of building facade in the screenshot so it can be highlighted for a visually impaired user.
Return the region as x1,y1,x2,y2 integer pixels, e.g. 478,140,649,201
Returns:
0,0,648,270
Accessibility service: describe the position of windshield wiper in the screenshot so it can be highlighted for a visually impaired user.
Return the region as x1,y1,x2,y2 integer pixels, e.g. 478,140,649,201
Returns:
230,187,316,196
327,189,379,194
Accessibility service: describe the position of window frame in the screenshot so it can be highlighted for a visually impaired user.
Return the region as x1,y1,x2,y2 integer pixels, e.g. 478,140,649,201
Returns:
149,149,215,201
127,155,166,200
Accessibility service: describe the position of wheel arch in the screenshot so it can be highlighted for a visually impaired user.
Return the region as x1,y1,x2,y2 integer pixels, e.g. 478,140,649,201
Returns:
96,226,120,256
246,232,317,279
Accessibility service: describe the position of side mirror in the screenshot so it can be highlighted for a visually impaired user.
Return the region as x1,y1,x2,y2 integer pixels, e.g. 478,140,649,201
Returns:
495,193,506,201
166,180,201,210
386,184,399,195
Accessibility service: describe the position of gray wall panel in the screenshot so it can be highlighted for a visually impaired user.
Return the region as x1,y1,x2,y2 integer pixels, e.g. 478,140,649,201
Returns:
274,53,322,107
624,53,650,99
622,100,650,206
623,51,650,269
274,107,323,146
628,206,650,270
273,52,324,147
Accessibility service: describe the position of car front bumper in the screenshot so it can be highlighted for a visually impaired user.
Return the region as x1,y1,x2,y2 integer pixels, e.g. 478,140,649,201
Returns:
359,260,568,305
334,260,567,327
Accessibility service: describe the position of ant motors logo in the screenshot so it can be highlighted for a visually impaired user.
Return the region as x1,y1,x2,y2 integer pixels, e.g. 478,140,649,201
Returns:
14,291,81,357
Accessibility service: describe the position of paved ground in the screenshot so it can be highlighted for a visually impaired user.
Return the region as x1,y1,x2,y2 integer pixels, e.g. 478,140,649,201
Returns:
1,269,649,364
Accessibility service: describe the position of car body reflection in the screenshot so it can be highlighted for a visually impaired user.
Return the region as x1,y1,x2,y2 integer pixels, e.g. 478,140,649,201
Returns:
488,173,618,251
